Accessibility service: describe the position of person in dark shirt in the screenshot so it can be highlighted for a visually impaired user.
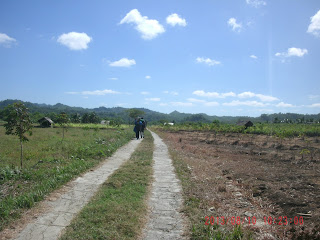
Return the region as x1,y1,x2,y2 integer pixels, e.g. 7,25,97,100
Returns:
134,117,142,139
140,117,147,138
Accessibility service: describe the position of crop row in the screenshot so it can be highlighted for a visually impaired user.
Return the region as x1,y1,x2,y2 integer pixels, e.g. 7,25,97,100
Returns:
156,122,320,138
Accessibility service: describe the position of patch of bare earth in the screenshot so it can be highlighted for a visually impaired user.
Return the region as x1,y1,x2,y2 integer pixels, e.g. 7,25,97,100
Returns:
158,129,320,239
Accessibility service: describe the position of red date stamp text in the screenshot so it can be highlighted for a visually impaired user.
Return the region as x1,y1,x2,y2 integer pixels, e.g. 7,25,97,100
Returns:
205,216,304,226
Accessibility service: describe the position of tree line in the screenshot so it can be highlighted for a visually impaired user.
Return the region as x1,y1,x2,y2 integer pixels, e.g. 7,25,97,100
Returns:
0,99,319,125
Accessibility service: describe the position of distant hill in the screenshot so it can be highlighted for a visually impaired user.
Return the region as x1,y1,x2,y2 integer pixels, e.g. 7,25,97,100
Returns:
0,99,319,124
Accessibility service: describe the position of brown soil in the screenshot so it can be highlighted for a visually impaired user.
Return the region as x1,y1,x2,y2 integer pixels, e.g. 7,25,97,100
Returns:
157,129,320,239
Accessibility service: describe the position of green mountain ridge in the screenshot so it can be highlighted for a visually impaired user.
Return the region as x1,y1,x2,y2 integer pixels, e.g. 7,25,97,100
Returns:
0,99,319,124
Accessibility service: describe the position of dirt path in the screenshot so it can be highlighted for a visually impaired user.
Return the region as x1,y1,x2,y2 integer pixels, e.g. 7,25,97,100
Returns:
142,131,186,240
10,139,142,240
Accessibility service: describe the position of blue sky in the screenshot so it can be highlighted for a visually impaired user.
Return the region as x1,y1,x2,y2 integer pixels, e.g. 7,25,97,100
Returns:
1,0,320,117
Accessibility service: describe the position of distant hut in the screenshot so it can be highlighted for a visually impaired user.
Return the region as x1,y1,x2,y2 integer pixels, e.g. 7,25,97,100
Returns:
38,117,54,128
237,120,253,129
100,120,110,125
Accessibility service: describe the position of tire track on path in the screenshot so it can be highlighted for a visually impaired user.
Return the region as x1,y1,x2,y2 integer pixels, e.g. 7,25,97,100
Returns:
142,131,186,240
12,139,142,240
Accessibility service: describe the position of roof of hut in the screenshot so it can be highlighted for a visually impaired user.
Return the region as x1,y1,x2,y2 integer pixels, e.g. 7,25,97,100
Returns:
38,117,54,124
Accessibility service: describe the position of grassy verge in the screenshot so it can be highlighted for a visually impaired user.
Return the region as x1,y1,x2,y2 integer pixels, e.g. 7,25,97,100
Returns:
154,129,253,240
69,123,129,129
0,126,134,231
60,130,154,240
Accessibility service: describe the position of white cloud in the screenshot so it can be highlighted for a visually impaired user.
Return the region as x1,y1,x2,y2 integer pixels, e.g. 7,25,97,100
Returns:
246,0,266,8
120,9,165,40
166,13,187,27
159,103,168,106
187,98,206,103
141,91,150,95
145,75,151,79
288,48,308,57
163,91,179,96
187,98,219,107
82,89,119,95
308,103,320,108
0,33,16,47
193,90,219,98
204,102,220,107
109,77,118,80
196,57,221,66
223,100,267,107
222,92,237,98
275,47,308,58
238,92,256,98
247,21,254,27
193,90,278,102
275,102,294,108
145,98,160,101
309,95,320,100
238,91,278,102
228,18,242,32
66,89,119,95
171,102,193,107
57,32,92,50
250,55,258,59
307,10,320,37
192,90,236,98
109,58,136,67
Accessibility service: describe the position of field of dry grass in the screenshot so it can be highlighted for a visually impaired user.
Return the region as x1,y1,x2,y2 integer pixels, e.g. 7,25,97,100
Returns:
155,128,320,239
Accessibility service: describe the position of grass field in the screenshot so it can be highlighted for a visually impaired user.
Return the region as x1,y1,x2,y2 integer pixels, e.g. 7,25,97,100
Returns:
69,123,129,129
156,123,320,138
0,125,134,231
60,130,154,240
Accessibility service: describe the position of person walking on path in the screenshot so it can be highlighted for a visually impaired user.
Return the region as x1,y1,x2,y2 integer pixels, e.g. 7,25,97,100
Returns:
134,117,142,140
140,117,147,138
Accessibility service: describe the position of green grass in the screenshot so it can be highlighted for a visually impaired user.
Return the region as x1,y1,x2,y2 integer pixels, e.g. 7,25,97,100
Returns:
60,130,154,240
153,129,253,240
0,126,134,231
69,123,129,129
155,122,320,138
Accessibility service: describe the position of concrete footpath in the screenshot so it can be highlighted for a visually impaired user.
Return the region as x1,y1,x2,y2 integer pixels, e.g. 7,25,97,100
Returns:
13,139,141,240
142,131,185,240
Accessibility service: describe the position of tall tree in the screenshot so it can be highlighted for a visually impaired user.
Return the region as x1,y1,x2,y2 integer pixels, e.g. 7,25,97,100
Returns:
4,102,33,168
71,113,81,123
57,112,69,140
88,112,100,123
81,113,90,123
126,109,145,120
